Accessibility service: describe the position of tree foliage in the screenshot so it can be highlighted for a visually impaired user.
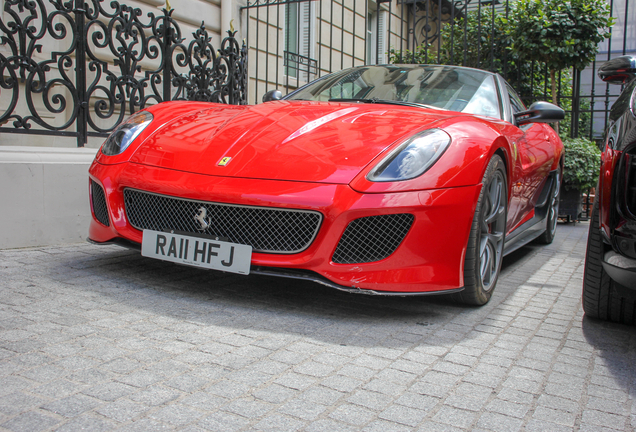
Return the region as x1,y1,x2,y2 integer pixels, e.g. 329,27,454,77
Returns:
562,137,601,191
503,0,614,73
388,2,603,139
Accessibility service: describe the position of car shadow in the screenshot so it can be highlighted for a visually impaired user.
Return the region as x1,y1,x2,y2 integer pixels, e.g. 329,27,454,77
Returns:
58,239,545,350
581,316,636,394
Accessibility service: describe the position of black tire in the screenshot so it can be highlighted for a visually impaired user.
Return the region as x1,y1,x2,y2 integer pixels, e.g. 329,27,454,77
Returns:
582,201,636,325
454,154,507,306
536,169,561,244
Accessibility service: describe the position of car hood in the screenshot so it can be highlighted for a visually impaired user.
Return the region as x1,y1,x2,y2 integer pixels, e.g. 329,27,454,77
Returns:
131,101,447,184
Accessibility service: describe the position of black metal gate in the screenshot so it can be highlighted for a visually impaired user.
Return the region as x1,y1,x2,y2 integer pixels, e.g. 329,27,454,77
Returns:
0,0,247,147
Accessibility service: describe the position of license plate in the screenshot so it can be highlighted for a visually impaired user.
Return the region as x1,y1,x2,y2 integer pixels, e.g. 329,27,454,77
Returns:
141,230,252,275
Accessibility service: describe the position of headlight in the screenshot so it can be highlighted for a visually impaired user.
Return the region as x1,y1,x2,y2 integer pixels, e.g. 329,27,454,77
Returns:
367,129,451,182
101,111,153,156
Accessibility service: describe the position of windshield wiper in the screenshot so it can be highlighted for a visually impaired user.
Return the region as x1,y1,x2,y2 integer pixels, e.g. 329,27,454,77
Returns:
328,98,436,109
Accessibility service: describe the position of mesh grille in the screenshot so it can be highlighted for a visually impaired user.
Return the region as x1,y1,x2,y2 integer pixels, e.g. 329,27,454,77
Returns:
332,214,414,264
91,181,110,227
124,189,322,254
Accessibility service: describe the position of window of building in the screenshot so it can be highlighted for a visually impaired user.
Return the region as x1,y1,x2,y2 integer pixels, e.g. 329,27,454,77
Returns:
366,4,387,65
285,1,315,81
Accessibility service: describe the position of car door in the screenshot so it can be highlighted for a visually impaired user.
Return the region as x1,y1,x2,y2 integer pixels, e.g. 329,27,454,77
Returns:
505,85,556,232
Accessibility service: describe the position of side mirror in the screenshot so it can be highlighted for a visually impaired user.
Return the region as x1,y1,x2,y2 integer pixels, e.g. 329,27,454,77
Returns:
262,89,283,102
514,101,564,126
598,55,636,85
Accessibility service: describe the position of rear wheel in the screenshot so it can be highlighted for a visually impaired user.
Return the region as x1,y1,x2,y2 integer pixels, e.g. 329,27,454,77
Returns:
454,154,507,306
536,169,561,244
582,201,636,325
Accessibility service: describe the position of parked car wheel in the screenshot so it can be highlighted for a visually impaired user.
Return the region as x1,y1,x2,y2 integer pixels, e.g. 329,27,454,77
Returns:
536,169,561,244
582,201,636,325
455,154,507,305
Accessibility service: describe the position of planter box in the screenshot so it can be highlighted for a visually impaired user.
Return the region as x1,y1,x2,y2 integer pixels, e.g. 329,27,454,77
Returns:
559,187,583,222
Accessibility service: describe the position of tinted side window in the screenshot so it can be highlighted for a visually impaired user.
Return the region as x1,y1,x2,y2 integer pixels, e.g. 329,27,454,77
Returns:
506,84,526,114
506,83,526,114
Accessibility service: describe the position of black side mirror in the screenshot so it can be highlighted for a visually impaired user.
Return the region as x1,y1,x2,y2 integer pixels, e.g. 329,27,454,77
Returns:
262,90,283,102
514,101,564,126
598,55,636,85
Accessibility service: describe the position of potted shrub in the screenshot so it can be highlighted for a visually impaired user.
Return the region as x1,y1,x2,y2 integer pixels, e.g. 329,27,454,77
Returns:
559,137,601,221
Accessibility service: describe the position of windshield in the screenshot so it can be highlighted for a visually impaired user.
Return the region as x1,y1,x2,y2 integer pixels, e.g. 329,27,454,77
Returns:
287,65,502,119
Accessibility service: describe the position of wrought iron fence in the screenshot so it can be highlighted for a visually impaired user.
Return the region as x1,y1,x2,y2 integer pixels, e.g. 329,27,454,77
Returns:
0,0,247,147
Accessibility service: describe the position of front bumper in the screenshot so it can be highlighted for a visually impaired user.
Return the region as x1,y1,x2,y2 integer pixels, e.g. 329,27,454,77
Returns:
88,161,481,294
603,251,636,290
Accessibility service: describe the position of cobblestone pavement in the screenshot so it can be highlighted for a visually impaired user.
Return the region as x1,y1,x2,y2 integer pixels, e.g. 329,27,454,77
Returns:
0,222,634,432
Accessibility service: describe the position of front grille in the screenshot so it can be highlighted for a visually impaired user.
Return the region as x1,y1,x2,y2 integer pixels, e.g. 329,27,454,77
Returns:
332,213,414,264
91,181,110,227
124,189,322,254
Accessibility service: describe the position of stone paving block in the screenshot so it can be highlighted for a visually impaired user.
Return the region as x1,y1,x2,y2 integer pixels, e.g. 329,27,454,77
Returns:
124,417,181,431
409,381,453,398
533,405,577,427
304,418,358,432
524,418,574,432
347,390,393,411
432,405,477,429
392,392,439,412
362,419,413,432
586,396,629,416
0,392,47,416
415,421,467,432
0,410,61,432
293,361,335,378
95,398,151,422
41,394,102,418
274,372,319,391
485,398,529,418
444,394,486,412
277,398,327,421
581,408,628,430
320,375,363,393
337,364,376,381
327,402,375,425
53,414,117,432
148,404,206,426
251,413,306,432
82,381,136,402
0,376,37,398
128,385,182,406
475,411,523,432
462,371,504,389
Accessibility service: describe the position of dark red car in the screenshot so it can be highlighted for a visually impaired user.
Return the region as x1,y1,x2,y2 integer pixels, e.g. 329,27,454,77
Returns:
88,65,564,305
583,56,636,324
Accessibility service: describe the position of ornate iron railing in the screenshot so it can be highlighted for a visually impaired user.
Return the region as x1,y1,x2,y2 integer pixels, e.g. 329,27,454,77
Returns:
0,0,247,147
283,51,318,79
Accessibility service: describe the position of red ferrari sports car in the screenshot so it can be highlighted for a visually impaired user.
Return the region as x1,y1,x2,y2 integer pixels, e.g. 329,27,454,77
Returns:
88,64,564,305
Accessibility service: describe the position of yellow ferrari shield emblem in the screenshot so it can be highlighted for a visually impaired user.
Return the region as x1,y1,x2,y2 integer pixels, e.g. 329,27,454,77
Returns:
218,157,231,166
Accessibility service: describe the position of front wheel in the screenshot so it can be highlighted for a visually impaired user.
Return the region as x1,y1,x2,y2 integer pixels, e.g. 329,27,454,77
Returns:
454,154,507,306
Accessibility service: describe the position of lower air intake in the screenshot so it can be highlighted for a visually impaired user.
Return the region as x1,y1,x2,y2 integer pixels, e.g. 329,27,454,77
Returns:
332,213,414,264
91,181,110,227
